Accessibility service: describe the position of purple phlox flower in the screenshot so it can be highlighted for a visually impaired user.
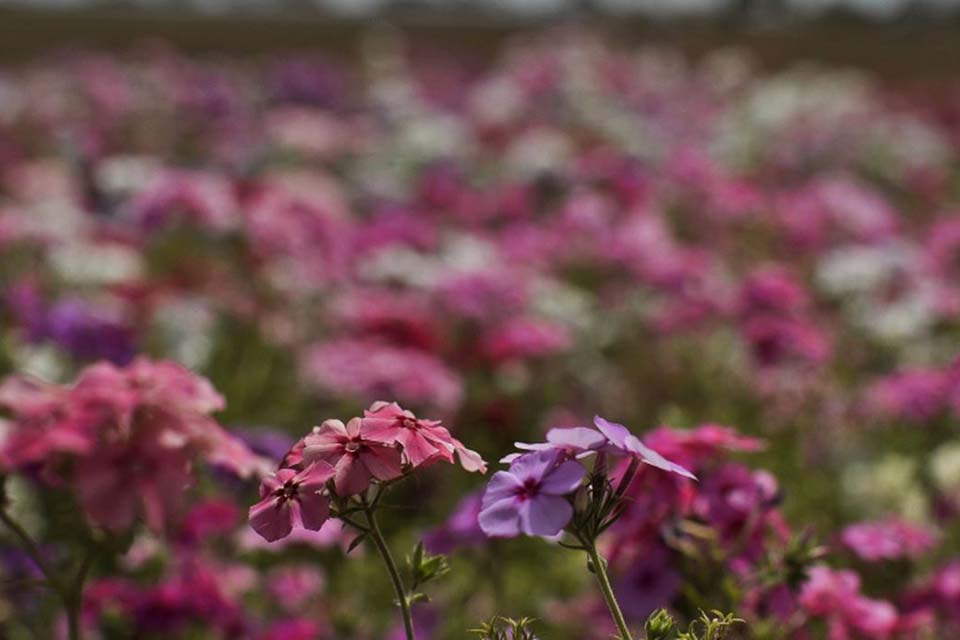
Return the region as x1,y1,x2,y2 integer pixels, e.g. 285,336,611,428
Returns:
593,416,697,480
479,449,585,538
502,426,608,463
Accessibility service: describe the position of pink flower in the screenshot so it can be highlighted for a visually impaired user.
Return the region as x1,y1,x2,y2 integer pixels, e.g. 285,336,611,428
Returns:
361,401,486,472
249,462,336,542
800,566,899,639
179,499,241,546
738,265,810,317
840,519,938,562
237,519,347,552
0,358,267,531
481,317,571,362
300,339,463,411
0,376,90,469
742,315,831,369
865,368,949,422
361,401,456,467
267,566,325,612
75,443,194,532
257,618,324,640
301,418,403,496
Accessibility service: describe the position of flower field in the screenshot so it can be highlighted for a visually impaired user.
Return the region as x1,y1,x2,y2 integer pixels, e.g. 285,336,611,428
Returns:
1,29,960,639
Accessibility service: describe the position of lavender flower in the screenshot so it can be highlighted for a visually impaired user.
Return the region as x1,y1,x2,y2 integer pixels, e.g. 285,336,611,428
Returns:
478,450,584,538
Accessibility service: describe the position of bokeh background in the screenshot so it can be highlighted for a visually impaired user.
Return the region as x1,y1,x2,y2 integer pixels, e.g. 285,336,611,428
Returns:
3,2,960,638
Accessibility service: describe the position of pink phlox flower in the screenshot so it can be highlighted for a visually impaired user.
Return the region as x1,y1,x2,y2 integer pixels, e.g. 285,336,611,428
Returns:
361,401,456,468
301,417,403,496
249,462,336,542
800,566,899,639
840,519,939,562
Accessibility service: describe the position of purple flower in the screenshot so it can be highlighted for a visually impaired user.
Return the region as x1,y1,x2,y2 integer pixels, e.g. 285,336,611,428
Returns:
616,543,683,620
478,450,585,538
504,426,608,463
5,286,135,364
593,416,697,480
423,491,485,554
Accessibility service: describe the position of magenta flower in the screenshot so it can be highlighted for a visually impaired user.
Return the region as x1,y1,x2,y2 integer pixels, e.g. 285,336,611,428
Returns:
478,449,585,538
593,416,697,480
249,462,336,542
301,417,403,496
800,566,899,638
840,519,938,562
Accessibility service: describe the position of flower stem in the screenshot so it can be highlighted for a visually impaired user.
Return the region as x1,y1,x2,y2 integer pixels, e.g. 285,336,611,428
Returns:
362,504,416,640
0,508,87,640
586,542,633,640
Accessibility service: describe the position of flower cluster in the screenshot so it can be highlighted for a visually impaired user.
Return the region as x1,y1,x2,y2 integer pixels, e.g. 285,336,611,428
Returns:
0,358,264,531
250,402,485,542
480,416,694,539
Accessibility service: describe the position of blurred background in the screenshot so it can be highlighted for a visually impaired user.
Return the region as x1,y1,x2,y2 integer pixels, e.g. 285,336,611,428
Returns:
2,0,960,78
3,1,960,638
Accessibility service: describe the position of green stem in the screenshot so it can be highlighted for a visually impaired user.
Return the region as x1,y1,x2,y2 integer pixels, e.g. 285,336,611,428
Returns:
586,542,633,640
0,509,92,640
362,505,416,640
0,509,57,586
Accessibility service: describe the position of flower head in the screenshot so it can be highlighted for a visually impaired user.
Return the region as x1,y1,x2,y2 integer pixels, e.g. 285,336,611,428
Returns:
249,462,336,542
479,449,585,538
362,401,455,468
593,416,697,480
362,401,486,472
301,417,403,496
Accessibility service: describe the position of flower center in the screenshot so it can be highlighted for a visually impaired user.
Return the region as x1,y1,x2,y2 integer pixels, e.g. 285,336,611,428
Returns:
344,441,362,453
279,481,299,501
401,417,418,430
517,477,540,501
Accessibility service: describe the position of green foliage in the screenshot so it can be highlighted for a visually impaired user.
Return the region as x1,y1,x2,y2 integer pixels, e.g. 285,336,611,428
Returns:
470,616,540,640
404,541,451,604
645,609,678,640
642,609,743,640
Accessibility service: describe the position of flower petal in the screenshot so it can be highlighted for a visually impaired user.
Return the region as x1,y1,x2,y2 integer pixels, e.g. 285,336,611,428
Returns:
333,456,372,496
296,461,337,491
361,445,404,481
593,416,630,449
519,495,573,537
625,435,697,480
546,427,607,451
398,431,443,467
249,497,293,542
539,460,586,495
481,471,523,506
478,496,521,537
298,491,330,531
508,449,563,484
